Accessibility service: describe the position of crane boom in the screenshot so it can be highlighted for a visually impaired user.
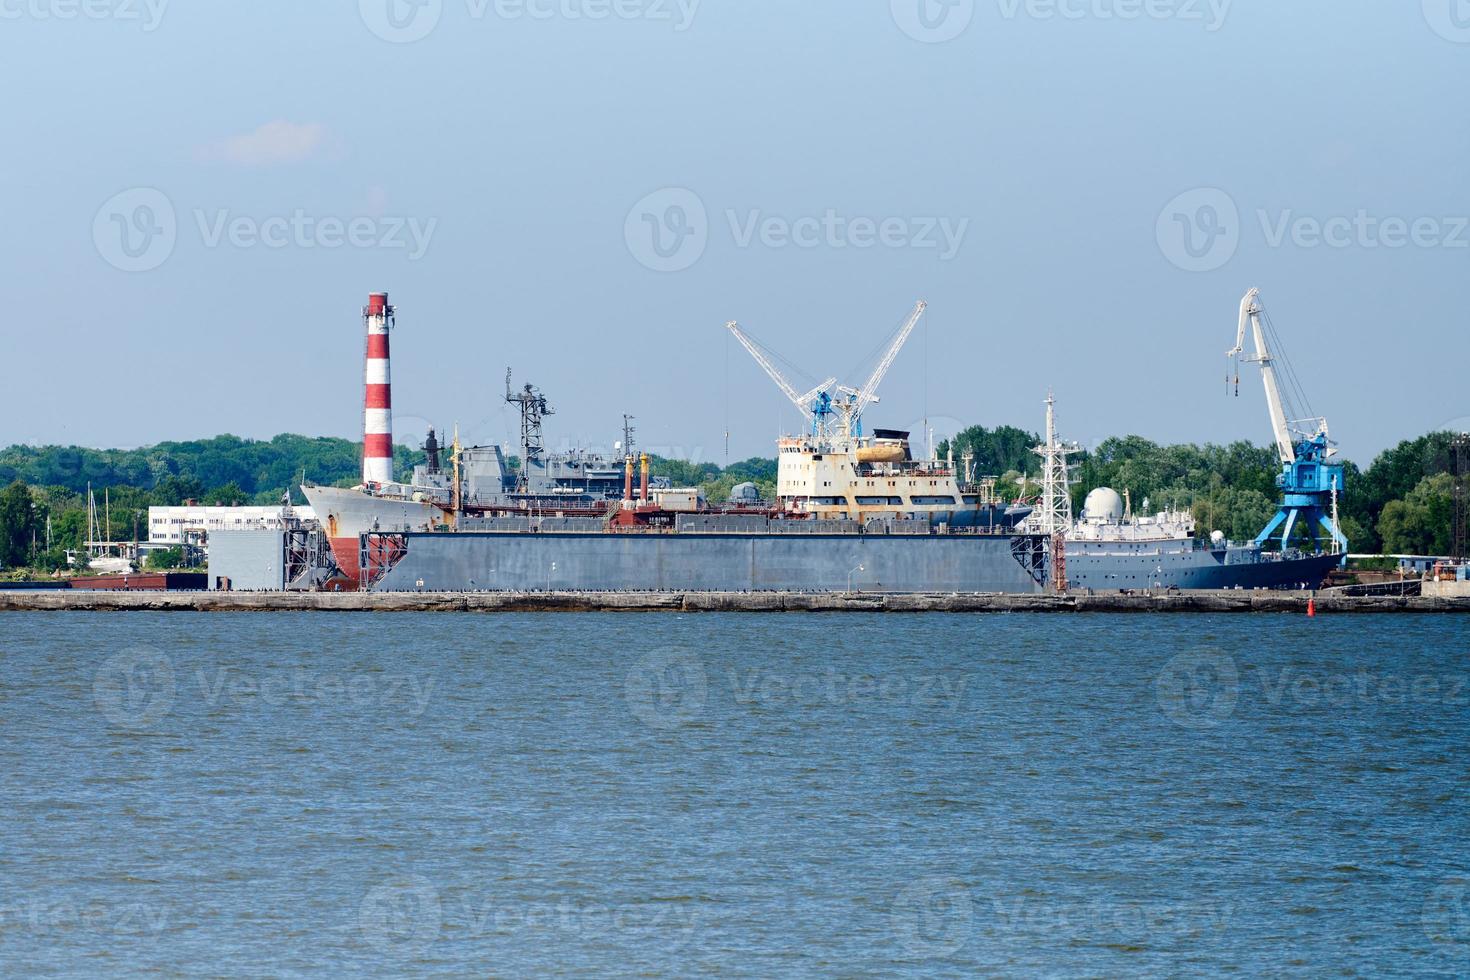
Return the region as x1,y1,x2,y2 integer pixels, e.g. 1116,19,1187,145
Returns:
851,300,927,426
726,321,834,419
1229,288,1294,465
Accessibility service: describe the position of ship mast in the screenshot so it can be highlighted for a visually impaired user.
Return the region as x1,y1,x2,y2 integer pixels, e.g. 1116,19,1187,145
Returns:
506,369,554,492
1030,392,1080,536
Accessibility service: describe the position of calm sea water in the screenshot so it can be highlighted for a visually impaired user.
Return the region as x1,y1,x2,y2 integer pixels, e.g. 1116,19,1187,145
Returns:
1,612,1467,977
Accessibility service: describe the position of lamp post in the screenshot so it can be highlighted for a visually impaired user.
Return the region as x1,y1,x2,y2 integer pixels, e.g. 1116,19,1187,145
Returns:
848,564,865,592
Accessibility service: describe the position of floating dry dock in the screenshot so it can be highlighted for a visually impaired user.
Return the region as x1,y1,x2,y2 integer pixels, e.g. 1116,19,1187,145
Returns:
1,590,1466,614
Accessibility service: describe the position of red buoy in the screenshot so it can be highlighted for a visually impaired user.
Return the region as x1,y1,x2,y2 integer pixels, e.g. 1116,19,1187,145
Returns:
1306,597,1316,618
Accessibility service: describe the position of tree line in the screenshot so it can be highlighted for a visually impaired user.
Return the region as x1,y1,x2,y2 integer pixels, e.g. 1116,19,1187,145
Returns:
940,424,1465,553
0,428,1462,572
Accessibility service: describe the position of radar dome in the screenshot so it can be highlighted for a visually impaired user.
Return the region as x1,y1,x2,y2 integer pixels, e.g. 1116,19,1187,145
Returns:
1210,530,1226,546
1082,487,1125,522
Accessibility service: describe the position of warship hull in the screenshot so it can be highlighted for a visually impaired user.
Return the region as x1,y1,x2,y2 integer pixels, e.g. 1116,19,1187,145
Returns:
1067,543,1339,591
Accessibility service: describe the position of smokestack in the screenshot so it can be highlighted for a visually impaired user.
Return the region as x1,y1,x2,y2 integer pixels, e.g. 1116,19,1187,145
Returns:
623,455,634,503
362,292,394,486
639,453,650,503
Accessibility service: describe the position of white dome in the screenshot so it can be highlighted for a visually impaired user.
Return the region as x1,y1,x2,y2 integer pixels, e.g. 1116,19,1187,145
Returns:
1082,487,1125,522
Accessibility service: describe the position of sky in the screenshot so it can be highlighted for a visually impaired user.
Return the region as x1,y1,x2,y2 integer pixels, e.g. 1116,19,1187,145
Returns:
1,0,1466,468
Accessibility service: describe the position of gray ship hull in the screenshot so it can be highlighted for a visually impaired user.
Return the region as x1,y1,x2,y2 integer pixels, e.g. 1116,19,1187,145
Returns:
366,531,1049,594
1068,543,1338,591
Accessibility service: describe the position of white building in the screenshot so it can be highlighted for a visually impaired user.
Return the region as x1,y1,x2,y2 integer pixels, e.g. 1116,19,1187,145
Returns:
148,505,317,545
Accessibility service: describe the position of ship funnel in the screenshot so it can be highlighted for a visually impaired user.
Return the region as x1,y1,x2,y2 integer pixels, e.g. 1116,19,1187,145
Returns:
362,291,395,486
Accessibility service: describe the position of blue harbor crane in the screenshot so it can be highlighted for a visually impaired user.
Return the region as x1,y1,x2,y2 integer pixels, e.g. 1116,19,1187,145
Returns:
1228,288,1348,562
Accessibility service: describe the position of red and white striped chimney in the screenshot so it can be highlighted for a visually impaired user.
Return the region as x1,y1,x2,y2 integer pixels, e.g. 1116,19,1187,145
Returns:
362,291,394,486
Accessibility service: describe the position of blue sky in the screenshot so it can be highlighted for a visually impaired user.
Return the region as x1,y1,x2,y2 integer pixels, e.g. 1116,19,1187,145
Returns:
1,0,1465,466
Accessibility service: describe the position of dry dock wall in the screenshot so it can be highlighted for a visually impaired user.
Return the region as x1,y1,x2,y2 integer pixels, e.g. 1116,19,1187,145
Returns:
2,591,1466,613
368,532,1048,594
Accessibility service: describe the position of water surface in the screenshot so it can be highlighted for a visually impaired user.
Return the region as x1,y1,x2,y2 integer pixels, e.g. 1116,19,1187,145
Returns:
1,613,1466,976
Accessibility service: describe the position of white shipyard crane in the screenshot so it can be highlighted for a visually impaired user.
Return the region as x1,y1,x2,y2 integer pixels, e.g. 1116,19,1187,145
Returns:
726,300,928,445
725,321,837,435
1228,287,1328,464
833,300,928,439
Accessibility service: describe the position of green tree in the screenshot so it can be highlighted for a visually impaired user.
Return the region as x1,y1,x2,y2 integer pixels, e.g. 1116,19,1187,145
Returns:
0,481,36,567
146,547,184,570
202,481,247,506
1378,473,1455,555
939,425,1040,478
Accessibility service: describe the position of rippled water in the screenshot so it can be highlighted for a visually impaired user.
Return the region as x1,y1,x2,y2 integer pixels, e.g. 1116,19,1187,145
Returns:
1,612,1467,976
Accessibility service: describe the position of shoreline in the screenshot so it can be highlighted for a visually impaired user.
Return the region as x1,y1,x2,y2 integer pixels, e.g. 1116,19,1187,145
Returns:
0,590,1464,613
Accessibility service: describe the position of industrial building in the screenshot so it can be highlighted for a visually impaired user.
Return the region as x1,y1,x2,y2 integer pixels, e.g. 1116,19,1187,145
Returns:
148,504,317,546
